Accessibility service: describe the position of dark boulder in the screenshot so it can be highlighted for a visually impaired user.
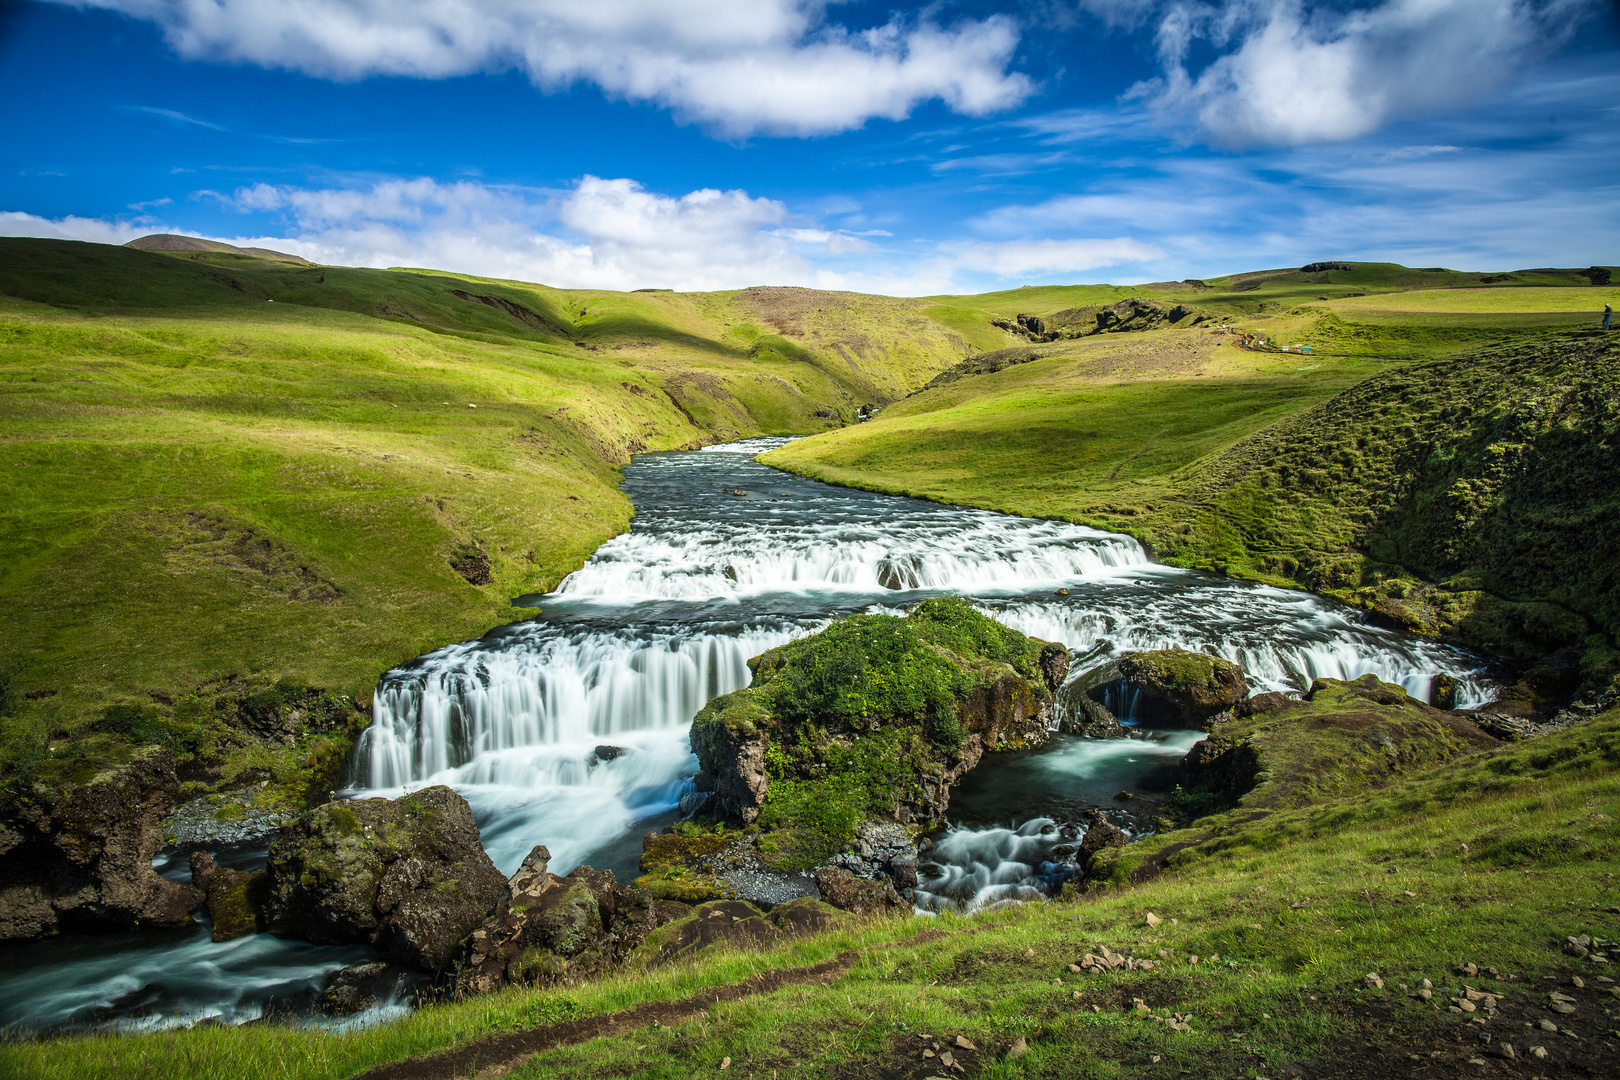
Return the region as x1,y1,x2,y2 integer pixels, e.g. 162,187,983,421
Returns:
1076,809,1129,876
317,960,423,1017
453,845,683,995
690,696,772,825
0,749,203,944
1112,649,1249,727
813,866,907,914
263,785,505,973
635,897,844,966
189,851,267,941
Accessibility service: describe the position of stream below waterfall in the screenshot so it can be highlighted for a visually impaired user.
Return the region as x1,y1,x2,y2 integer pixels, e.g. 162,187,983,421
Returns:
1,437,1500,1035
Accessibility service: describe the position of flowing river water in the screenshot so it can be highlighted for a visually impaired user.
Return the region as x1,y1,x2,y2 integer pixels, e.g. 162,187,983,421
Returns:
0,438,1499,1034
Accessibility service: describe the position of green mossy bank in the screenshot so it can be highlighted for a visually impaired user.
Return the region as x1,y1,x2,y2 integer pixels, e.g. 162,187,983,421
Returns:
674,599,1066,875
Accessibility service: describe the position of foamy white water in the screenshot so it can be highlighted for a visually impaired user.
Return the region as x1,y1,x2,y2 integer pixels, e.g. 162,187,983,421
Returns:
4,437,1502,1034
356,437,1495,884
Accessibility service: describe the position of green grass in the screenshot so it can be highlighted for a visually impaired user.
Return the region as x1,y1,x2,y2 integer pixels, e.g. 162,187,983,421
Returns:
767,307,1620,679
0,239,972,791
8,704,1616,1080
765,327,1394,521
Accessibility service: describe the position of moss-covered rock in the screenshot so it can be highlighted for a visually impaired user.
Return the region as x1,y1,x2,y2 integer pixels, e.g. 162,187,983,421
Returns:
628,897,846,967
1114,649,1249,727
688,599,1066,866
632,827,736,902
0,748,203,943
1180,674,1499,813
262,785,505,972
188,851,267,941
453,844,685,995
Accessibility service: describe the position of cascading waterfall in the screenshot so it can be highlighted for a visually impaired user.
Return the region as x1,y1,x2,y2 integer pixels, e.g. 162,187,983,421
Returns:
356,438,1496,885
4,436,1506,1035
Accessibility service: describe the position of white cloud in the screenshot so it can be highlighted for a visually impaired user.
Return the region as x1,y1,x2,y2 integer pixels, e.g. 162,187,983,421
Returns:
53,0,1034,136
0,211,160,245
1,171,1176,295
1099,0,1598,147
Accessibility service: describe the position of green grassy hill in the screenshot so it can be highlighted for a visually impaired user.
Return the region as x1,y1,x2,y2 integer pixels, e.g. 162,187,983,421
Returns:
5,243,1616,793
0,238,974,793
768,283,1620,687
3,244,1619,1076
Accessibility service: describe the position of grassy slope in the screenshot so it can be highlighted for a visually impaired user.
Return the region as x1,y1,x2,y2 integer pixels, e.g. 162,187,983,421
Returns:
929,262,1618,318
767,278,1620,677
7,702,1615,1079
0,240,973,786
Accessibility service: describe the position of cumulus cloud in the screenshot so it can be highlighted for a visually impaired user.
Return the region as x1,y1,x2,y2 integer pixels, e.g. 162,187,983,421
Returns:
0,211,160,245
1095,0,1598,147
194,174,810,290
52,0,1034,136
2,169,1177,294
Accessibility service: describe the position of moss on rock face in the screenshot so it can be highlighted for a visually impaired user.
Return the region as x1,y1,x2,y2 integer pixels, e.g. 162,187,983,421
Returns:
1112,648,1249,727
1158,336,1620,688
1179,674,1500,814
263,785,506,972
688,598,1066,861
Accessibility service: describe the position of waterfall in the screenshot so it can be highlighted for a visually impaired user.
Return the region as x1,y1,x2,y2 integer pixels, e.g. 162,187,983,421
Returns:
358,621,807,789
352,438,1498,879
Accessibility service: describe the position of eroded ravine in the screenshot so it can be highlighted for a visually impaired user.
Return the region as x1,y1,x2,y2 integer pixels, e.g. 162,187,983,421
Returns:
0,438,1497,1035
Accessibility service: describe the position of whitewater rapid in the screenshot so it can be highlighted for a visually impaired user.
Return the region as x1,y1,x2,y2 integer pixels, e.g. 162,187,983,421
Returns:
3,435,1498,1034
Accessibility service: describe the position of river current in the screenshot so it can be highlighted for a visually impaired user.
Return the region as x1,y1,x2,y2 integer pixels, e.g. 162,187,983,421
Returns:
0,438,1497,1034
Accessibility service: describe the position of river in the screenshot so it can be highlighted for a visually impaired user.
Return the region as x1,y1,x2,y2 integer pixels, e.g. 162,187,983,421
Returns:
0,437,1496,1035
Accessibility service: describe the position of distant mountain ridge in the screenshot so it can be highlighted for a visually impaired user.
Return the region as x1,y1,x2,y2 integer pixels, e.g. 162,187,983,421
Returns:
125,233,313,265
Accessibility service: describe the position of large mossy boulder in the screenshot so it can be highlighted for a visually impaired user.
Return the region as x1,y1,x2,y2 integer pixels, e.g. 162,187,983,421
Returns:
189,851,267,941
1116,649,1248,728
453,845,684,995
263,785,505,972
1180,674,1499,812
689,598,1068,865
0,748,203,944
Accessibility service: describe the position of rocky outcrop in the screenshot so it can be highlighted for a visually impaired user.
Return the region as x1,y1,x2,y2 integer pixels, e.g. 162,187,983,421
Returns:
452,845,683,995
1075,809,1129,878
813,866,907,914
825,821,920,891
1178,674,1498,812
635,897,845,966
690,696,771,825
1063,650,1248,734
263,785,506,972
0,749,203,944
1117,649,1248,728
189,852,267,941
921,346,1043,391
691,599,1068,837
318,960,424,1017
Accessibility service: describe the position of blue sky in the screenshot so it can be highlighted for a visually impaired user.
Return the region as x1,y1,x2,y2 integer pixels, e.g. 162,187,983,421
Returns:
2,0,1617,294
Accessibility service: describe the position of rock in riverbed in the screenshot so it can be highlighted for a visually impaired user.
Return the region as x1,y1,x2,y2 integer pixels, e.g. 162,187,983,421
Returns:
452,845,684,995
0,748,202,943
263,785,506,972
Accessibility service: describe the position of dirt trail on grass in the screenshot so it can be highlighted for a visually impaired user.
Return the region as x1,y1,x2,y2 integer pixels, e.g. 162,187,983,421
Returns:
351,951,860,1080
